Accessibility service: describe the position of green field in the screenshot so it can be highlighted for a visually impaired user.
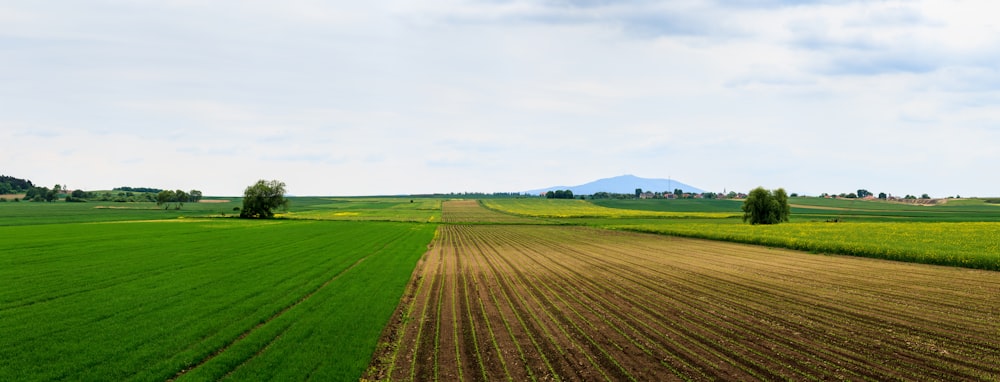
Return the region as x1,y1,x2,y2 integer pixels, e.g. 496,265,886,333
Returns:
3,194,999,380
483,197,1000,270
0,198,243,226
481,198,738,218
282,197,442,222
0,216,435,381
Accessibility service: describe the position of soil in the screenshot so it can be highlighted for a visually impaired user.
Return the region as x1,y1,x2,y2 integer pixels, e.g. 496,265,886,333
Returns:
365,224,1000,381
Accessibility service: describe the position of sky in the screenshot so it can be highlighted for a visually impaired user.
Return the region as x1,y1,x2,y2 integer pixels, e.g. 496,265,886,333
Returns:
3,1,1000,197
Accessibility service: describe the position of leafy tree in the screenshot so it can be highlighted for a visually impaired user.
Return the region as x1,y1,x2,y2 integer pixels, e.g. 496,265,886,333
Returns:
156,190,176,209
635,188,642,198
189,190,203,202
857,189,872,198
240,180,289,219
878,192,887,200
742,187,790,225
921,193,931,199
175,189,189,203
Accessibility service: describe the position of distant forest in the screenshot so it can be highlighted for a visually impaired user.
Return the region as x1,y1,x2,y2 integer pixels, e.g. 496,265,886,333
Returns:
0,175,34,194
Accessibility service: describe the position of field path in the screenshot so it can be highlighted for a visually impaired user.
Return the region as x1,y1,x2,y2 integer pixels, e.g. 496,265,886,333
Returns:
370,224,1000,381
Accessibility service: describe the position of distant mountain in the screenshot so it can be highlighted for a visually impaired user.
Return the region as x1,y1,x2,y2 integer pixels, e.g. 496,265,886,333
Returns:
525,174,704,196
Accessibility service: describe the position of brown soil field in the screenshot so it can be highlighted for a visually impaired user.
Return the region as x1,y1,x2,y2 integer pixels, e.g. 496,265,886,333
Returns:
0,194,26,200
366,224,1000,381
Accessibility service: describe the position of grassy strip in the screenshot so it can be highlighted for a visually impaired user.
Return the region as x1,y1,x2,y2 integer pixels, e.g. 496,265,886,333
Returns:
610,221,1000,271
481,199,738,219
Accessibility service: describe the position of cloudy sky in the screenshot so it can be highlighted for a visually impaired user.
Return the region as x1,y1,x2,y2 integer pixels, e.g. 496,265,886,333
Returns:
3,1,999,197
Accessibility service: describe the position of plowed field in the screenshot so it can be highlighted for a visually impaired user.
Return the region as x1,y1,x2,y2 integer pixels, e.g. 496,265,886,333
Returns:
367,225,1000,381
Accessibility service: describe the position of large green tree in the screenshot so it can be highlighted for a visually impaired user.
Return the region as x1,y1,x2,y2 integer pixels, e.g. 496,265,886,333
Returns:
742,187,791,225
240,180,289,219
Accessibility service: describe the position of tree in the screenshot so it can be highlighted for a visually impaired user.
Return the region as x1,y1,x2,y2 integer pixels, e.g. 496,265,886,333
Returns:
857,189,872,198
921,193,931,199
174,190,189,209
240,180,289,219
878,192,887,200
635,188,642,198
189,190,203,202
156,190,177,209
742,187,790,225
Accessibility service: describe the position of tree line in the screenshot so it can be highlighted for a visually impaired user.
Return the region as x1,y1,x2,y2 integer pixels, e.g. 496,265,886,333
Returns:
155,189,204,209
5,180,203,207
545,190,576,199
0,175,34,194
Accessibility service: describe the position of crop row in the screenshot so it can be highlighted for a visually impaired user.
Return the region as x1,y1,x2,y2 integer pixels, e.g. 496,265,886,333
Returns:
370,224,1000,381
0,219,436,381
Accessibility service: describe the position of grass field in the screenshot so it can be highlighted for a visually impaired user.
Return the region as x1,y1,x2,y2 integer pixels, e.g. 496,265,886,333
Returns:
0,198,243,226
479,197,1000,270
0,218,435,381
612,220,1000,270
282,197,442,222
482,199,738,219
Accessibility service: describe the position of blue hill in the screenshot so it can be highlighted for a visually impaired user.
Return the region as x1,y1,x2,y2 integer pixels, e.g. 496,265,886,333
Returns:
525,174,704,196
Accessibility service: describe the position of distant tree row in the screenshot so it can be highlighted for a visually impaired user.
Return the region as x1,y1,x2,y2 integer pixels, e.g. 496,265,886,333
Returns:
156,189,203,209
16,183,203,206
545,190,575,199
24,186,62,202
114,186,164,193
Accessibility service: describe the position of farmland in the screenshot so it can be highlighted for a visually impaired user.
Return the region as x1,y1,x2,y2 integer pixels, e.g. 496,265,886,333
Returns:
485,198,1000,270
612,221,1000,270
481,199,738,219
368,223,1000,381
3,195,1000,381
283,197,442,223
0,218,435,381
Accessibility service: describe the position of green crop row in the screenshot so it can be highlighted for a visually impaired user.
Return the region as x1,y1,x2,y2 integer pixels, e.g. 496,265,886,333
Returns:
0,219,436,381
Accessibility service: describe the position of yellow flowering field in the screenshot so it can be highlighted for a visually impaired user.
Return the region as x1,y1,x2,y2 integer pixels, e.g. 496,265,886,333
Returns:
612,221,1000,270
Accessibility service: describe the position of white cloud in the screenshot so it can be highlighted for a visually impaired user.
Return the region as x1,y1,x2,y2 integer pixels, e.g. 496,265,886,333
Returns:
2,0,999,196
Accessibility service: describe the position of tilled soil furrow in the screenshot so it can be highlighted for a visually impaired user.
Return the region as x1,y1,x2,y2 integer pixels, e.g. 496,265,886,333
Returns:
373,223,1000,381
